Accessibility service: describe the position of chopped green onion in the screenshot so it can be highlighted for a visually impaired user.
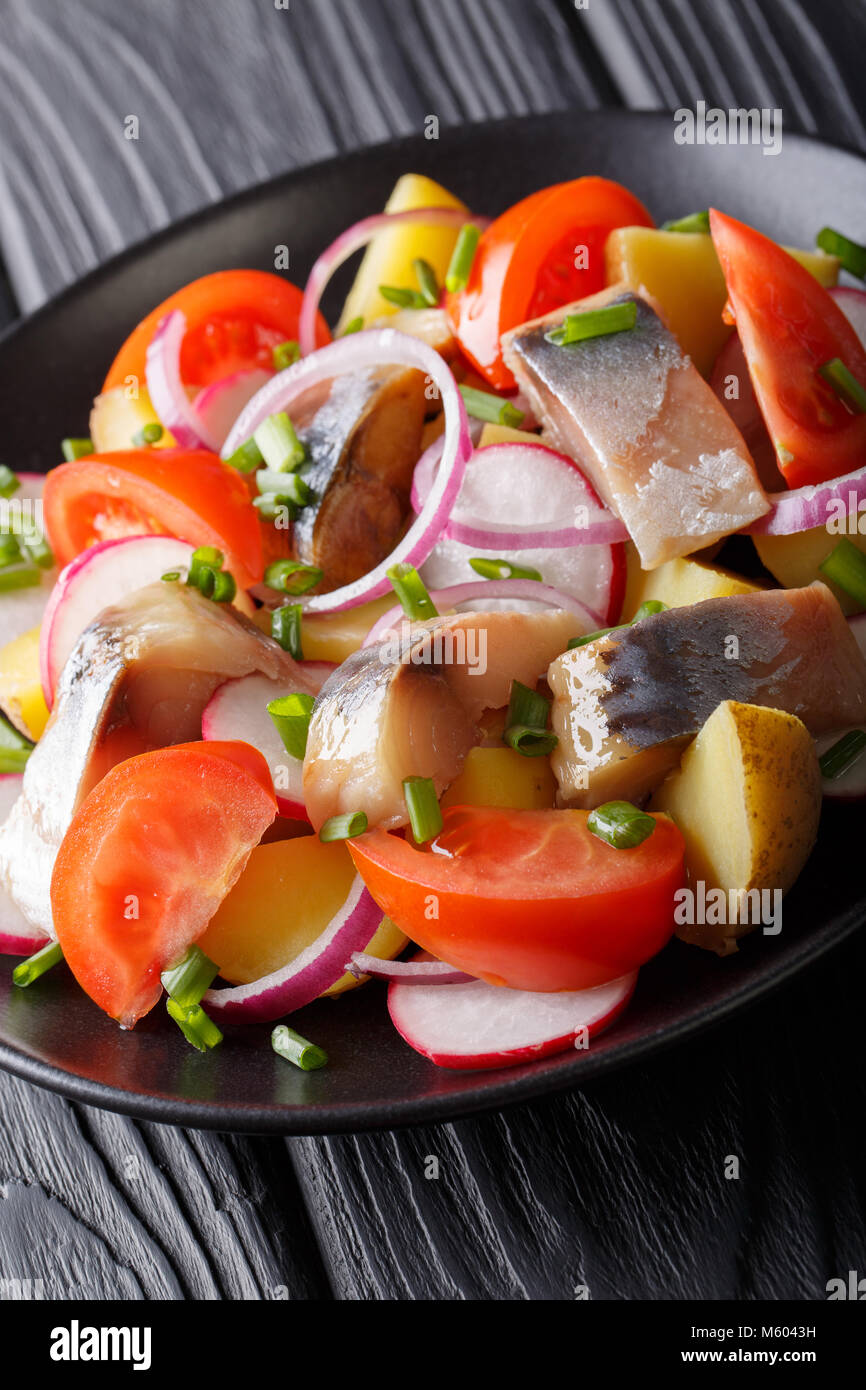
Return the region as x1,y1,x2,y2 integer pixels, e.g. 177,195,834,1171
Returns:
0,534,21,566
341,316,364,336
161,570,181,583
632,600,668,622
506,679,550,733
403,775,443,844
131,422,164,447
12,940,63,988
272,339,301,370
816,226,866,279
0,564,41,592
161,943,219,1010
661,210,710,234
503,724,558,757
458,384,524,429
225,438,264,474
187,546,224,589
588,800,656,850
818,357,866,414
0,712,34,774
22,534,54,569
819,538,866,607
271,1023,328,1071
546,301,638,347
568,599,668,649
445,223,481,294
387,562,438,621
379,284,428,310
185,546,235,602
263,559,323,596
568,626,615,650
210,569,236,603
253,412,306,473
0,466,19,497
268,692,315,760
61,438,93,462
319,811,368,842
166,998,223,1052
255,468,311,507
413,258,440,307
272,603,303,659
253,494,298,523
819,729,866,780
469,557,541,581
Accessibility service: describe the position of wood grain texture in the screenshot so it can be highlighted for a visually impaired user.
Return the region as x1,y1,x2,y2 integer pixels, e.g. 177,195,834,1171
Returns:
1,0,865,1302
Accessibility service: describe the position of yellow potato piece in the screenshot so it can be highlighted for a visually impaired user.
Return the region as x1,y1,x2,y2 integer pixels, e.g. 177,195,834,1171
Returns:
302,595,397,664
0,626,49,740
651,700,821,956
621,543,763,621
199,836,407,996
440,746,557,811
605,227,839,377
337,173,468,333
754,527,866,616
90,385,176,452
477,423,540,448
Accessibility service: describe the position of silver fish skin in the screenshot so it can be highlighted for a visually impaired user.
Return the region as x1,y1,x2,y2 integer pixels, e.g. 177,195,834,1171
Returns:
502,285,770,570
0,582,306,937
303,608,582,831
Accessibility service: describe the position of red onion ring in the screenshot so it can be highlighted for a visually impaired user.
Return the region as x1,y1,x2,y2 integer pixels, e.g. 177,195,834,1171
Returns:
362,578,602,647
202,875,382,1024
298,207,486,356
747,461,866,536
145,310,220,451
221,328,473,613
347,952,474,985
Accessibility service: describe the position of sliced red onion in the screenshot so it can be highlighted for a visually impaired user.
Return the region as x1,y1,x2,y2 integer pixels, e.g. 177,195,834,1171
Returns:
747,461,866,536
362,578,602,647
145,310,220,451
193,368,273,449
221,328,473,613
202,876,382,1024
298,207,484,356
346,952,474,984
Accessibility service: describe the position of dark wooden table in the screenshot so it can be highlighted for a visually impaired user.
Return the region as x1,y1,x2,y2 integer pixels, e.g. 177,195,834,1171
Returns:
1,0,865,1301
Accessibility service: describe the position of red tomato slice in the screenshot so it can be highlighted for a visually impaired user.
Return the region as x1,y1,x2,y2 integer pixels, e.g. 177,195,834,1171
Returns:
103,270,330,393
447,178,654,391
710,209,866,489
43,449,264,589
349,805,684,992
51,741,277,1027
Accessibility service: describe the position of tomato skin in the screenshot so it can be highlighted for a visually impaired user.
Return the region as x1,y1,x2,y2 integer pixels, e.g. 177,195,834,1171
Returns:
51,741,276,1027
447,178,654,391
349,805,684,992
710,209,866,489
43,449,264,589
102,270,330,393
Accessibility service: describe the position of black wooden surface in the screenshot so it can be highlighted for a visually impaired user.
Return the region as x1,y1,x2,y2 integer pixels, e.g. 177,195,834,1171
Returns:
1,0,865,1301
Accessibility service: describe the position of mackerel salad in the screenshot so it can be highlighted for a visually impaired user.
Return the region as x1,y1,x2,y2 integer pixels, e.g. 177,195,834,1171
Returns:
1,173,865,1074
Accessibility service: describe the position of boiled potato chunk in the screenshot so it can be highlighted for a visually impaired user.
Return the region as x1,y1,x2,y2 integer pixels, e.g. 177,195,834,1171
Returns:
651,700,821,956
337,173,468,333
0,626,49,740
198,838,407,996
477,423,541,449
90,385,176,452
605,227,839,376
754,527,866,615
440,746,557,811
621,543,763,620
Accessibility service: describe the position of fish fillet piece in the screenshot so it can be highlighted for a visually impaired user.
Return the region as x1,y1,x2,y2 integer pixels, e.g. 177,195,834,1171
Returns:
549,583,866,808
502,285,769,569
304,608,581,830
0,582,307,936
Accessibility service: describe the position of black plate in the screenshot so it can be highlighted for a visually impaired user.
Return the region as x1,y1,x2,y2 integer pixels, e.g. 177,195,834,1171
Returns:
0,111,864,1134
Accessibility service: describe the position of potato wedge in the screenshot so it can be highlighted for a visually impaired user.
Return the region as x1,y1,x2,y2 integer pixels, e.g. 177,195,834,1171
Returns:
651,700,821,956
440,746,557,811
621,543,763,621
0,625,49,740
753,526,866,616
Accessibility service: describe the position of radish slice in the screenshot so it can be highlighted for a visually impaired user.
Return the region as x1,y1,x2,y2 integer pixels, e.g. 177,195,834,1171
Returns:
202,665,331,819
0,474,57,647
0,774,48,955
221,328,473,614
818,613,866,800
145,310,220,451
362,578,602,648
39,535,222,707
193,368,272,449
298,207,486,356
203,876,383,1023
388,955,638,1070
347,952,474,984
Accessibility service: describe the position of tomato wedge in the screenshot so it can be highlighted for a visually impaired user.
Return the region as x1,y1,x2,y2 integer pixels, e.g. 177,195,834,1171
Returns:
51,741,277,1027
710,209,866,489
43,449,264,588
349,805,684,992
447,178,654,391
103,269,330,393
